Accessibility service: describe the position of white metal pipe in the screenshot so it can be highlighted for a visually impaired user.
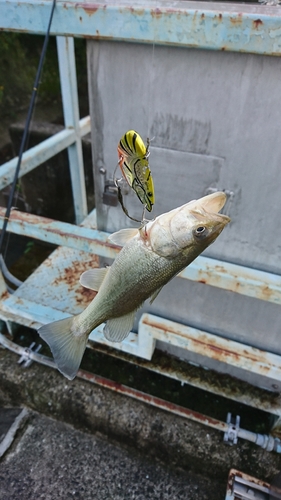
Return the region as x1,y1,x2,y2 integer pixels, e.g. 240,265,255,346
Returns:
0,116,91,191
56,36,88,224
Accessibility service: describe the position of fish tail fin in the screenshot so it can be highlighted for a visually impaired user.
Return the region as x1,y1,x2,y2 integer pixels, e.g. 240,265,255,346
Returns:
38,316,88,380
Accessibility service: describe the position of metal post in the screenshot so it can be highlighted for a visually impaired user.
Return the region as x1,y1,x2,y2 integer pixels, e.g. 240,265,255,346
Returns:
56,36,88,224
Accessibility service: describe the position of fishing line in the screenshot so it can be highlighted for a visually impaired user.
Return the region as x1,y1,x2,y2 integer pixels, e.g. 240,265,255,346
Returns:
0,0,56,286
146,40,155,141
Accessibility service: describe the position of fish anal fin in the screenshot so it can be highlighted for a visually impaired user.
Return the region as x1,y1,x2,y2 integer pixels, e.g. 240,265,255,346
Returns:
80,267,109,291
103,311,135,342
149,286,164,305
108,228,139,247
38,316,88,380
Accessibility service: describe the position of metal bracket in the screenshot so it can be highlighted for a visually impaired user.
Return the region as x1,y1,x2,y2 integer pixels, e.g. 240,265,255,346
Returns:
224,412,240,446
18,342,42,368
102,179,118,207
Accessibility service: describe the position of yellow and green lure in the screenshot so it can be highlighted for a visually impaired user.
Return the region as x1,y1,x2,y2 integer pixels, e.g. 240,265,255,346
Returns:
116,130,155,215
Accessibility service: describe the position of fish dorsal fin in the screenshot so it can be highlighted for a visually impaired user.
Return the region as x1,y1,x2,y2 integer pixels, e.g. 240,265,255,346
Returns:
103,311,135,342
149,286,164,305
80,267,109,291
108,228,139,247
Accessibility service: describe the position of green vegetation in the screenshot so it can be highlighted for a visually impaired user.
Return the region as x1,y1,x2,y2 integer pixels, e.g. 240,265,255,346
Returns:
0,32,87,120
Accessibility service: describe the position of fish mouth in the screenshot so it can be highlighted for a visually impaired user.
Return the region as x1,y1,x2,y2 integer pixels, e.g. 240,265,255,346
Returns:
198,191,228,214
193,192,231,225
189,192,231,233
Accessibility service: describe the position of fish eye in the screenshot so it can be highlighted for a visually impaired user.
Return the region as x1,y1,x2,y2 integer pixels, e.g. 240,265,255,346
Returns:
148,192,153,198
196,226,206,234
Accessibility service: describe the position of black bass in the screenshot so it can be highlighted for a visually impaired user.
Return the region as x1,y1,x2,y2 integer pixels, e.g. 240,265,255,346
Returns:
38,192,230,380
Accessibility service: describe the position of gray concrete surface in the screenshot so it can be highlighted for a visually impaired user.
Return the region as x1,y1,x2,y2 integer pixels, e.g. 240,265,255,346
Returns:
1,348,281,500
0,410,221,500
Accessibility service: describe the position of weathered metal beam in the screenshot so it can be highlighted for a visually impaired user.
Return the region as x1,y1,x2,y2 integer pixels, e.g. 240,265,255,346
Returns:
1,0,281,56
0,208,119,260
0,208,280,305
0,116,91,191
140,313,281,384
179,256,281,305
1,286,281,416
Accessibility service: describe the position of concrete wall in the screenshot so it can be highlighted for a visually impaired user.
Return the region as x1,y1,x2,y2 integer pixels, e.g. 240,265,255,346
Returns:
87,41,281,388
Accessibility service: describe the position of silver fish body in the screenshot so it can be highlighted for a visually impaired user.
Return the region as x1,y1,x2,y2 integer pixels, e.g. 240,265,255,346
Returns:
38,192,230,380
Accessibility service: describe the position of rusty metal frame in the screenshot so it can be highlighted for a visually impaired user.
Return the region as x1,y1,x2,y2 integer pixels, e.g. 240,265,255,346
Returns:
1,0,281,421
0,208,281,400
1,1,281,56
225,469,273,500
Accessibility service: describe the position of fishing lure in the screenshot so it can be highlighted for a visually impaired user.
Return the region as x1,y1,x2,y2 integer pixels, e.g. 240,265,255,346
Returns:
116,130,155,214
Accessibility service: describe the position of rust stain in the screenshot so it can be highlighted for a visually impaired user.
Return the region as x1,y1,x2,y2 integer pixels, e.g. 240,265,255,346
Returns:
0,290,9,300
0,209,53,226
51,256,99,307
214,265,227,274
151,7,162,19
229,470,270,491
127,6,145,17
230,14,242,25
218,13,222,21
80,4,99,16
253,18,263,29
227,470,235,493
76,286,96,305
78,369,223,428
260,285,273,301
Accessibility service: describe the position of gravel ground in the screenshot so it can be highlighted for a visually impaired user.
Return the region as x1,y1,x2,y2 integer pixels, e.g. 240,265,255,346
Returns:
0,410,223,500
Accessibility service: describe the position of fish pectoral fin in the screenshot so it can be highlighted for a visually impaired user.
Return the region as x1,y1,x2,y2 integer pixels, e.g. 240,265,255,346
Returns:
149,286,164,304
38,316,88,380
108,228,139,247
80,267,109,291
103,311,135,343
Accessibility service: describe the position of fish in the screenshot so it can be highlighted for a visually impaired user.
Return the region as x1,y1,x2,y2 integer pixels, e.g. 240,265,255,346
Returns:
38,191,230,380
117,130,155,212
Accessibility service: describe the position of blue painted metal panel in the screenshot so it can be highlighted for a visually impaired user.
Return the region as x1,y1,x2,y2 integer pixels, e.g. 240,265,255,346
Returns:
1,0,281,55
